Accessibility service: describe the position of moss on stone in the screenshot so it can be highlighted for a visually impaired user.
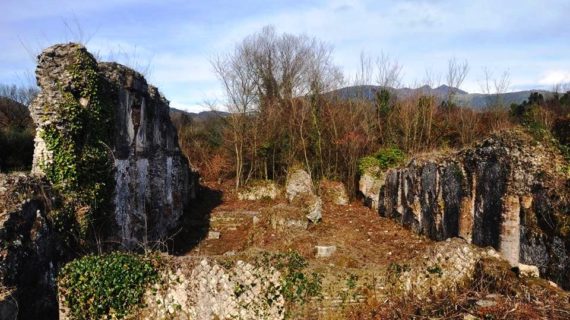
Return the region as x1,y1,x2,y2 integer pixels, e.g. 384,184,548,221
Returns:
358,147,406,176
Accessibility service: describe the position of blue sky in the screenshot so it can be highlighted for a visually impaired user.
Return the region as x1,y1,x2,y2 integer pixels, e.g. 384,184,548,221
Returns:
1,0,569,112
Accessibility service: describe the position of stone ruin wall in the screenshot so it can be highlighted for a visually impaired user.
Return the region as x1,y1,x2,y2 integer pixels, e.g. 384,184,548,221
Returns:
377,131,569,289
29,43,196,248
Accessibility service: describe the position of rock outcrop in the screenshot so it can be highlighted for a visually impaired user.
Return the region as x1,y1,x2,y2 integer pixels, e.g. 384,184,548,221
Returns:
359,168,384,210
285,168,313,202
378,130,570,288
285,168,322,223
29,43,195,249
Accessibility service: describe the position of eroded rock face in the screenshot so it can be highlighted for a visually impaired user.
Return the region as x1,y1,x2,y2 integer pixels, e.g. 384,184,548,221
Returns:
285,168,313,201
359,168,384,210
378,130,570,288
100,62,194,249
30,43,195,249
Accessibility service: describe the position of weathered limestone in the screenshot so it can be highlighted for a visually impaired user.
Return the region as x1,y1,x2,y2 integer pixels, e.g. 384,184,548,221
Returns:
359,167,385,210
395,238,482,295
286,168,322,223
29,43,195,249
133,258,284,320
378,130,570,288
101,61,195,248
286,168,313,201
269,204,310,231
237,180,280,201
315,245,337,258
518,263,540,278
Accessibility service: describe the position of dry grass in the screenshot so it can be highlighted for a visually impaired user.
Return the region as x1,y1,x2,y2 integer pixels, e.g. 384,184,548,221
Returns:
344,258,570,320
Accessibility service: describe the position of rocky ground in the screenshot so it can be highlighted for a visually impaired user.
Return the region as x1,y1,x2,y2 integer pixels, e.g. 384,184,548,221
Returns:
164,179,570,319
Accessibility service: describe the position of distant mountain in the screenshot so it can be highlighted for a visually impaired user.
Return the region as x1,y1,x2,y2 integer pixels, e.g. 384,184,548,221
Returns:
170,107,229,122
455,90,553,109
329,85,552,109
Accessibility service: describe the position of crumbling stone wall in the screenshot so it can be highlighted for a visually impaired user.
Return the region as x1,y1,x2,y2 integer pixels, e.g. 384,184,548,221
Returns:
378,130,570,288
127,258,284,320
0,173,58,319
30,43,195,249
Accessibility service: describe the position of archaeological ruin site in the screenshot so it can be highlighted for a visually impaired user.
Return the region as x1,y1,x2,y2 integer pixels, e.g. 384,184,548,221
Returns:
0,35,569,320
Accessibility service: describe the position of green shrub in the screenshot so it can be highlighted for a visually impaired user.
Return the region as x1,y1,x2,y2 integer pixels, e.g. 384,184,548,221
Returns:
358,147,406,175
59,252,159,319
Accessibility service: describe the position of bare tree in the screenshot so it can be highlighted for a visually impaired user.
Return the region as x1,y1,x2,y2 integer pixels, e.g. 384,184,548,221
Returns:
212,25,342,187
212,46,257,189
355,51,373,86
0,84,38,106
445,57,469,104
480,67,511,109
376,52,403,89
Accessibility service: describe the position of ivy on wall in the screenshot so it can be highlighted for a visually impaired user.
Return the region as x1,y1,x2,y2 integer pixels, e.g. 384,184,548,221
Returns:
40,46,115,246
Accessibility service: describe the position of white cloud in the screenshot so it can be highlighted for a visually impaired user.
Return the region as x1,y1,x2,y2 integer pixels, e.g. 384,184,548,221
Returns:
538,70,570,86
2,0,570,111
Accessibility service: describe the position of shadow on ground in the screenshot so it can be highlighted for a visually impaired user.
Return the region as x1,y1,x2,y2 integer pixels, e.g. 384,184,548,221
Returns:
168,184,223,255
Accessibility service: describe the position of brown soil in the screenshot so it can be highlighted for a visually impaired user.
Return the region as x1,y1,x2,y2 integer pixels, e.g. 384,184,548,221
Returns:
175,180,432,269
171,180,570,319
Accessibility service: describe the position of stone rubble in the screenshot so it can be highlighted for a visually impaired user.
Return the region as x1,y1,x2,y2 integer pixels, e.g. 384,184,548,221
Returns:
238,180,280,201
316,245,337,258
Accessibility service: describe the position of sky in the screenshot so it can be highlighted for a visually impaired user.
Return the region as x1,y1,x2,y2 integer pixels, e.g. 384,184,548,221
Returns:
1,0,569,112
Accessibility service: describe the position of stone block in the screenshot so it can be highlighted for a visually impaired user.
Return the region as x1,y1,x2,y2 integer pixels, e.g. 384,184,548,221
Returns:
315,245,337,258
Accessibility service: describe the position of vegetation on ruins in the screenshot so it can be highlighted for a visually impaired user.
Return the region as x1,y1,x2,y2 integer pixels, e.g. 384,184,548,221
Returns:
0,9,568,320
59,252,159,319
253,251,323,317
39,46,115,248
357,146,406,175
